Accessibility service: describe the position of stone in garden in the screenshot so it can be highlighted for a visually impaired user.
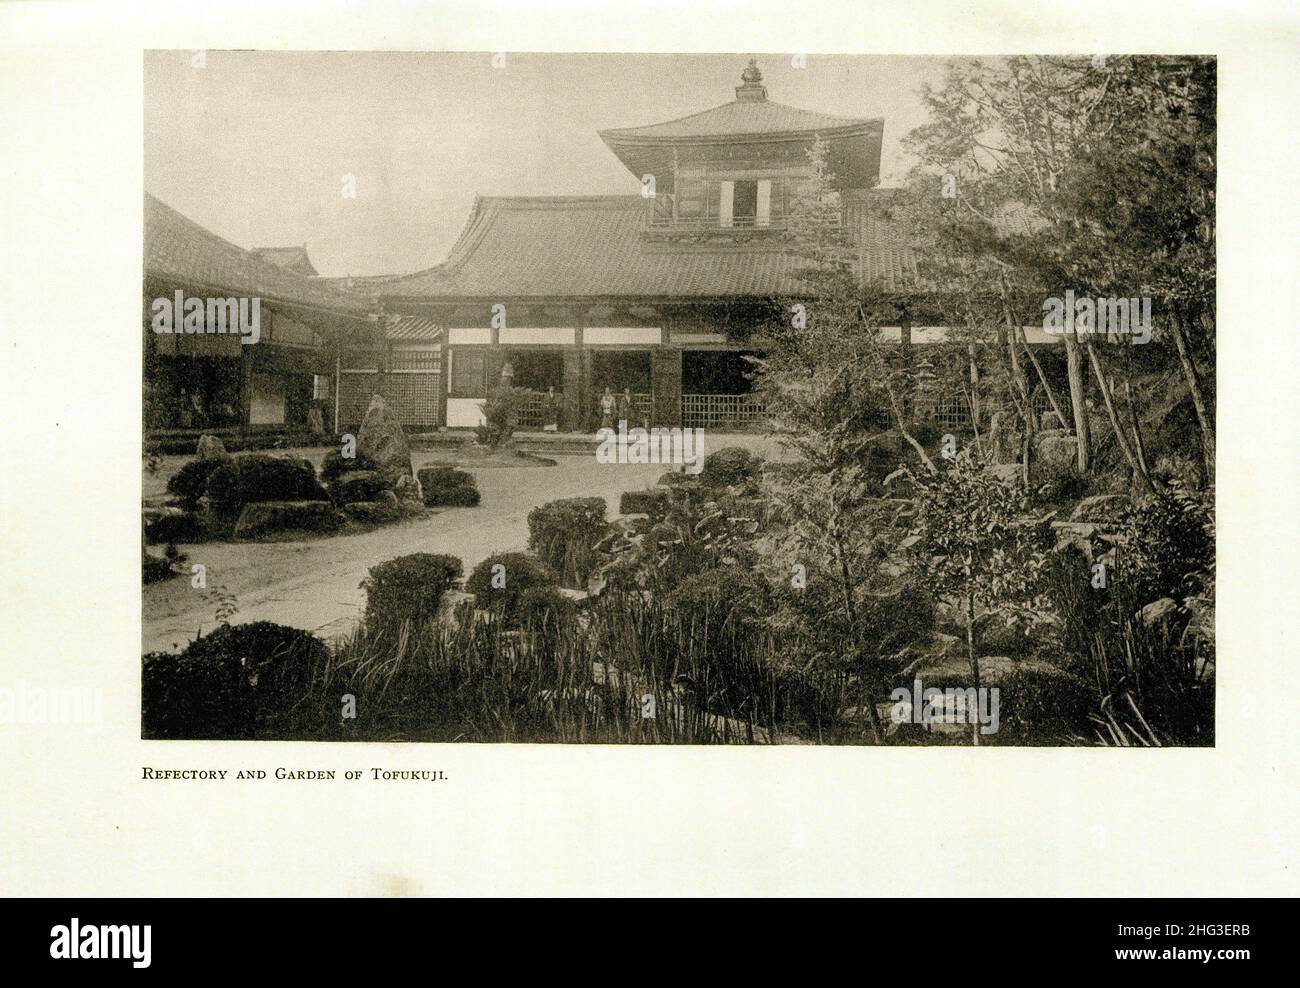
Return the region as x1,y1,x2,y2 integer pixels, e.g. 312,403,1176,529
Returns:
196,434,231,462
986,463,1023,486
357,395,414,481
342,500,402,525
1040,409,1067,430
233,500,344,540
1035,433,1078,469
307,405,325,436
1138,597,1179,628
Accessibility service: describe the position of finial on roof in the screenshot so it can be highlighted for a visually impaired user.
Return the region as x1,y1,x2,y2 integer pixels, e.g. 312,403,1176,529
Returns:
736,58,767,102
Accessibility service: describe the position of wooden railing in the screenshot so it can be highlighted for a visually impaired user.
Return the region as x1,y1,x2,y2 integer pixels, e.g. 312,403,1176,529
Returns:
682,394,767,430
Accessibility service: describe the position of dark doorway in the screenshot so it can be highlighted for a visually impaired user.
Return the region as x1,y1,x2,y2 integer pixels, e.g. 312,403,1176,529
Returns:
591,350,651,392
507,349,562,391
682,350,757,394
733,180,758,223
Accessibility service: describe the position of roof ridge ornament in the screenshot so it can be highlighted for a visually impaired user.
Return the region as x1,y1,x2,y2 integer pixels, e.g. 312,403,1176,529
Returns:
735,58,767,101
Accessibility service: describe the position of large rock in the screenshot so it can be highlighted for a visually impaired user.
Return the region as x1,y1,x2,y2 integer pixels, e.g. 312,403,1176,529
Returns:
357,395,414,481
986,463,1024,486
1035,433,1079,469
233,500,344,540
1138,597,1179,628
195,434,231,463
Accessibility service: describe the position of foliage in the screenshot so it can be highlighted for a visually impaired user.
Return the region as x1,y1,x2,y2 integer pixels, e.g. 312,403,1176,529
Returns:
700,446,764,489
464,552,559,627
205,454,328,510
476,385,533,448
527,497,609,588
165,457,226,507
418,466,480,507
144,511,204,545
329,471,391,504
1116,483,1214,603
360,553,463,630
141,621,325,739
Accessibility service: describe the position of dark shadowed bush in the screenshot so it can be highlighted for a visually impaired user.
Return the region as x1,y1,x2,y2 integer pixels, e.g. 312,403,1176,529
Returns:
141,621,326,739
320,448,383,482
233,500,343,539
144,511,204,545
619,488,669,517
527,497,608,588
418,466,474,490
418,467,480,507
465,552,558,626
424,485,481,507
330,471,391,504
165,458,227,506
361,552,463,629
700,446,763,488
206,454,328,510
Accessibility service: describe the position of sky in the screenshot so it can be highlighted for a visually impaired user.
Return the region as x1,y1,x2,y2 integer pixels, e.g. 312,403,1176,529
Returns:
144,51,947,278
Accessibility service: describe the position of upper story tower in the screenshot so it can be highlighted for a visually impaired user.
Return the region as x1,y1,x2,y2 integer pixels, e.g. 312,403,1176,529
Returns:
598,59,883,238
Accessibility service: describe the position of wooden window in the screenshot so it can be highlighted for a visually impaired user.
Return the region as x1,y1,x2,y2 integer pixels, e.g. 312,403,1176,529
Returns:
450,349,485,394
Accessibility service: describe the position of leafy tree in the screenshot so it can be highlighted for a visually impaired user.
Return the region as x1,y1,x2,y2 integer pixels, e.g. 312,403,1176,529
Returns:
904,452,1051,744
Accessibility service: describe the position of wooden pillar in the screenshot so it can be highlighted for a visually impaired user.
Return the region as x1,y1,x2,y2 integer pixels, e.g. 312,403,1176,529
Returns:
651,346,683,428
238,346,253,429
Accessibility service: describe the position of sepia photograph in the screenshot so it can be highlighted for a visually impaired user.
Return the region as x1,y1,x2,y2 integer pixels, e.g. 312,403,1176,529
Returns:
141,50,1217,747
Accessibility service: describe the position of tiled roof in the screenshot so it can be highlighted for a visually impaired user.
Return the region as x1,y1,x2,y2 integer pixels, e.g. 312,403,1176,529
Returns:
386,314,442,342
145,194,367,314
250,245,319,277
384,192,918,300
600,99,877,142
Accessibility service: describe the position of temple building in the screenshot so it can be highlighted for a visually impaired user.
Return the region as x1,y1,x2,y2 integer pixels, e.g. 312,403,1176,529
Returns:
334,59,921,433
145,60,1062,444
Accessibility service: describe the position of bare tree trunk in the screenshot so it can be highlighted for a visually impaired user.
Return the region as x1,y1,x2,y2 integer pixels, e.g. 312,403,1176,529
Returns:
1171,305,1215,485
1124,378,1150,479
1063,331,1091,472
1086,343,1155,495
859,303,937,474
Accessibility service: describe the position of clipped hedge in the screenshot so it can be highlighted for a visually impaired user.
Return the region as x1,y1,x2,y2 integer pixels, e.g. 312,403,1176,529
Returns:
361,552,463,629
142,621,326,739
619,487,670,517
165,457,227,507
320,447,383,483
330,470,391,505
425,485,481,507
206,454,328,511
527,497,608,588
233,500,343,539
700,446,763,488
418,466,480,508
465,552,559,627
144,510,204,545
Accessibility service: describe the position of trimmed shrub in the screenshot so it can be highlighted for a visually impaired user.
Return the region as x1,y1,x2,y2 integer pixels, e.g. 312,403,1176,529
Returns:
142,550,174,584
424,485,481,507
657,471,696,487
418,466,480,507
418,466,474,490
361,552,463,628
144,511,204,545
206,454,328,510
330,470,391,504
465,552,559,626
527,497,608,588
342,500,402,525
165,457,226,506
141,621,326,739
320,448,383,482
233,500,343,539
619,488,669,516
700,446,763,488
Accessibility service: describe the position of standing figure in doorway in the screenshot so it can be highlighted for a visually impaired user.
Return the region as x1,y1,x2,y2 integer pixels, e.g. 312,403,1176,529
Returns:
542,386,560,432
599,387,616,430
617,387,633,428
